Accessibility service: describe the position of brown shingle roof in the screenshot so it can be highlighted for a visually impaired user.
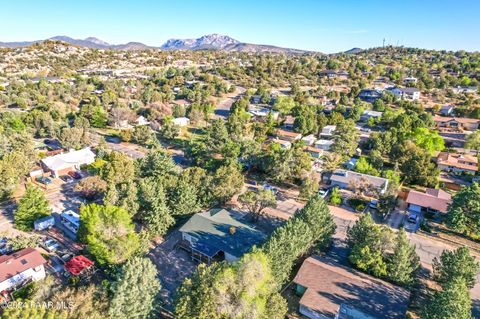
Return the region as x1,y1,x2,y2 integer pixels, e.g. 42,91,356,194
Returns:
433,116,480,124
293,257,410,319
275,129,301,138
406,189,452,213
0,248,46,283
437,152,478,171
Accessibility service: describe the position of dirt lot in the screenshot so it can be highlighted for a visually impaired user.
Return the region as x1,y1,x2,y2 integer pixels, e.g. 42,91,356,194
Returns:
150,230,197,310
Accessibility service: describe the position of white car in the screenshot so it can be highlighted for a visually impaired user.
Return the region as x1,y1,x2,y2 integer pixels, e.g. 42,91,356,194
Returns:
43,238,61,252
318,188,330,198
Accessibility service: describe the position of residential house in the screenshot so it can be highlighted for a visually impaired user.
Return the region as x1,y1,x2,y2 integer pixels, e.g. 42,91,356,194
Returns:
436,152,478,174
304,146,323,158
329,169,389,195
439,105,455,116
452,86,478,94
406,188,452,214
386,87,421,100
358,89,382,103
0,248,47,292
433,116,480,131
275,129,302,141
319,70,337,79
314,139,334,151
172,117,190,127
282,115,295,130
250,95,262,104
248,106,279,120
41,147,95,178
301,134,317,146
318,95,328,106
30,76,63,84
179,209,266,264
320,125,336,138
135,115,150,126
272,139,292,149
172,99,191,107
336,70,349,79
293,256,410,319
403,77,418,85
360,110,383,122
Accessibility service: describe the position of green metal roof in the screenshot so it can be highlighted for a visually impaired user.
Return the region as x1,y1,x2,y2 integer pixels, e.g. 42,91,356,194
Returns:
179,209,266,258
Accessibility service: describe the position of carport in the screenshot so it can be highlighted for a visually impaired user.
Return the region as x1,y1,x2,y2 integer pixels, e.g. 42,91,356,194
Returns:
190,241,223,264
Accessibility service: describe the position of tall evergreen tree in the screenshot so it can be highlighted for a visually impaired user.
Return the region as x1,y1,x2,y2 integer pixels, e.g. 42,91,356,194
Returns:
175,252,286,319
14,185,50,231
432,247,480,289
423,278,473,319
109,257,160,319
446,183,480,239
138,177,174,236
175,263,221,319
297,195,336,249
261,196,335,286
387,229,420,286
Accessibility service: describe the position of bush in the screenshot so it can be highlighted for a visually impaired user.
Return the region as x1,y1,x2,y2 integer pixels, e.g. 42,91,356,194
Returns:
329,187,342,206
348,198,366,212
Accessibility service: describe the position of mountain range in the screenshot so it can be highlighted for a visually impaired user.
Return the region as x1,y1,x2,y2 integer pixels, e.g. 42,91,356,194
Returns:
0,34,315,54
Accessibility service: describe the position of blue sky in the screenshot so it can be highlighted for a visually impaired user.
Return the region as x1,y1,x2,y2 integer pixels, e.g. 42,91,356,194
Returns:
1,0,479,53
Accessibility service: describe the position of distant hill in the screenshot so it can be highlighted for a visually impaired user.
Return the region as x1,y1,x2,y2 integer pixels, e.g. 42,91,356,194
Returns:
0,34,316,54
344,47,364,54
160,34,313,54
0,36,153,50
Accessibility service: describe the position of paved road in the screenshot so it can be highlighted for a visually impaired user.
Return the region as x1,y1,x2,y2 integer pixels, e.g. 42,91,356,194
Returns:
328,205,480,316
106,142,147,159
213,86,246,119
0,181,83,232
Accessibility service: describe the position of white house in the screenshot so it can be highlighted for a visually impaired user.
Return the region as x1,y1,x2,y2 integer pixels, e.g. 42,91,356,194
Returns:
135,116,150,126
361,110,383,121
41,147,95,177
314,139,334,151
172,117,190,127
320,125,336,138
386,87,420,100
403,77,418,84
248,106,279,120
0,248,47,292
301,134,317,146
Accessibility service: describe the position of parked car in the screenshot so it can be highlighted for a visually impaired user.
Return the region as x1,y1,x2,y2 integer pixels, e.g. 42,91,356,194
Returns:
318,188,330,198
262,183,278,194
0,238,12,255
36,176,52,185
369,199,378,209
68,171,82,179
42,238,61,252
60,175,73,183
407,213,419,224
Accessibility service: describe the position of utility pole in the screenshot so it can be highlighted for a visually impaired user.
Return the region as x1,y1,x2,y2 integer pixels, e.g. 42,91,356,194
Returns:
382,38,385,48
